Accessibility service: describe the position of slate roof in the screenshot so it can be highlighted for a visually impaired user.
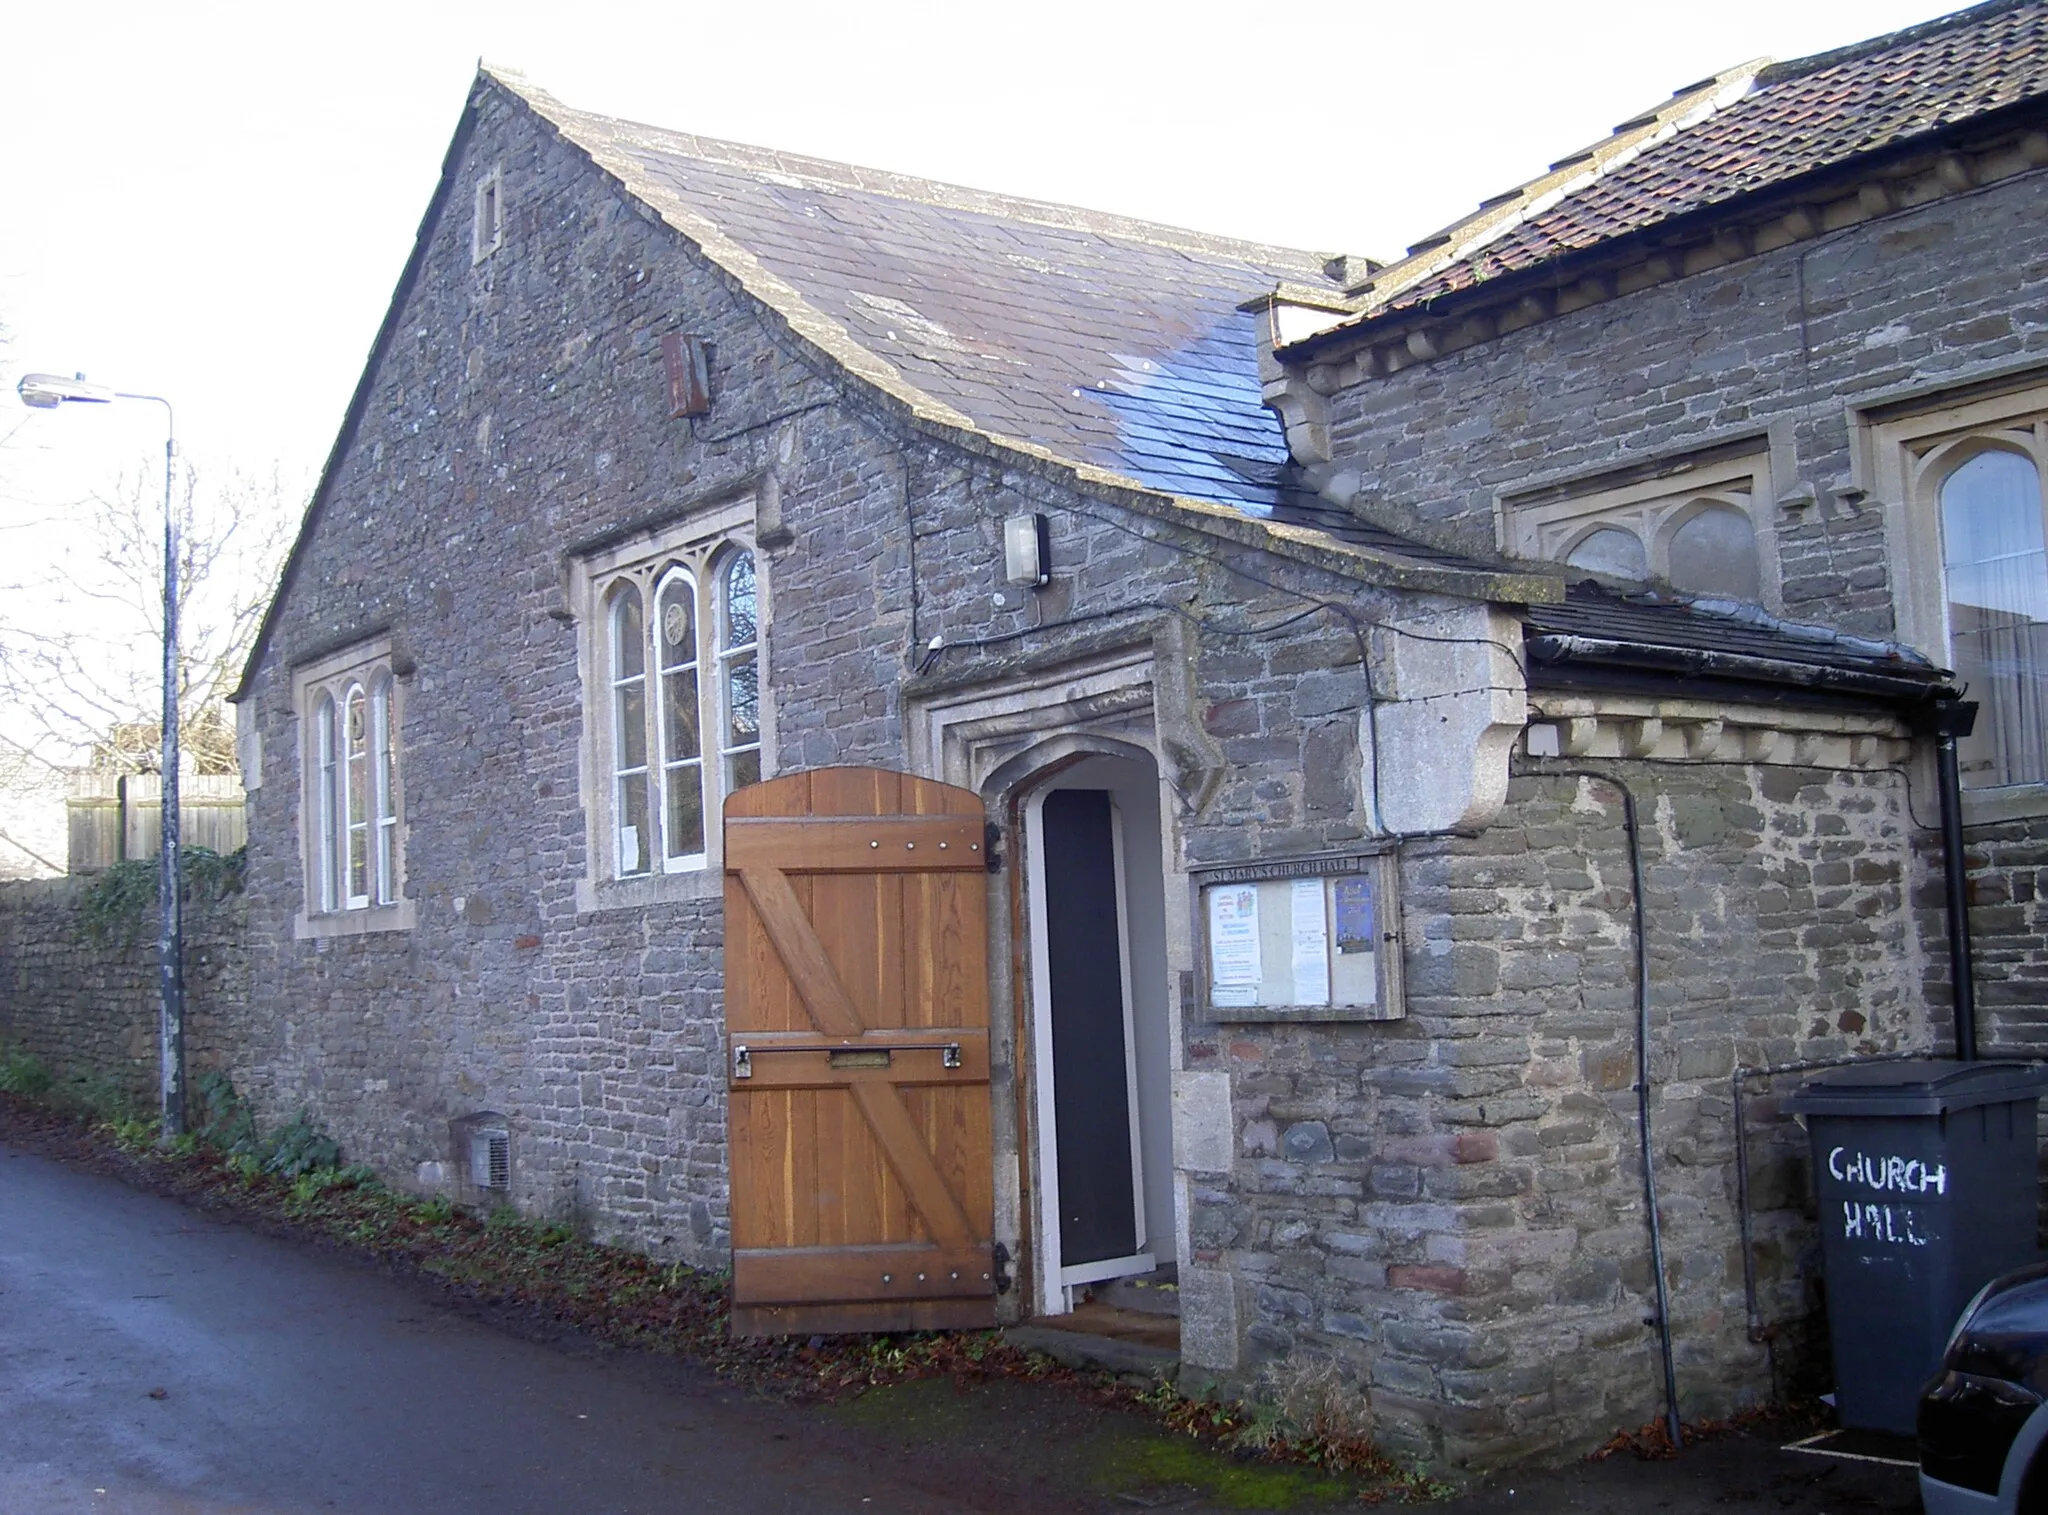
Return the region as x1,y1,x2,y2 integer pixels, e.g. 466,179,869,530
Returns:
503,75,1352,522
1523,582,1955,698
1341,0,2048,323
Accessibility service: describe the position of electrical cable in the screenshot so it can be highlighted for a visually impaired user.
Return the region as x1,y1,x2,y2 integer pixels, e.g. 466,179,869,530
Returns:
1544,767,1684,1450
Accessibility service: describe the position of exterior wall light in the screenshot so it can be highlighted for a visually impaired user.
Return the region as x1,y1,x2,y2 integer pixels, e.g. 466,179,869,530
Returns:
1004,512,1050,588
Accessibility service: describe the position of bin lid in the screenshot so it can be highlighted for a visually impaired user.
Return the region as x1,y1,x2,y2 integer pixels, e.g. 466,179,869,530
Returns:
1782,1058,2048,1117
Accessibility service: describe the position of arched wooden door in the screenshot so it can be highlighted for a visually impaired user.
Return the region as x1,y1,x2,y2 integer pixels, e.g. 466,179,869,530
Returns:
724,766,998,1335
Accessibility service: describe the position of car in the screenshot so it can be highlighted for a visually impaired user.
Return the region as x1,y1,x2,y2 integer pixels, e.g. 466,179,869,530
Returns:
1921,1261,2048,1514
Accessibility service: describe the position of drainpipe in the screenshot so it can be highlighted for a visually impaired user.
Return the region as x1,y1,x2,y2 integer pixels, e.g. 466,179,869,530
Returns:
1928,700,1980,1062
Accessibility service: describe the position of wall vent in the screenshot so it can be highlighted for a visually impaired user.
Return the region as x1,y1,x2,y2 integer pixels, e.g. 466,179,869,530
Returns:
469,1127,510,1191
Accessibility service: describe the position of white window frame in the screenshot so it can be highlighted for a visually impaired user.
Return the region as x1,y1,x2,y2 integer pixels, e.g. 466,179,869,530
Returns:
571,499,771,912
293,638,413,938
1865,373,2048,820
1500,449,1781,608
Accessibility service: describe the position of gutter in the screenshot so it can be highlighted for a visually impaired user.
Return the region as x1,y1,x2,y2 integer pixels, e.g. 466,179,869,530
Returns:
1525,632,1951,705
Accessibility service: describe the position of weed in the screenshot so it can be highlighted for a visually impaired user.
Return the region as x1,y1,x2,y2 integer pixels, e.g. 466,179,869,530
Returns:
105,1114,161,1152
79,846,246,946
265,1114,342,1177
192,1070,262,1158
0,1045,52,1098
414,1195,455,1225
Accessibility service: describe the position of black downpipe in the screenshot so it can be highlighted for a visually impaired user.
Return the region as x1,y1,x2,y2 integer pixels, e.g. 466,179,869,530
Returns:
1929,700,1980,1062
1551,769,1683,1448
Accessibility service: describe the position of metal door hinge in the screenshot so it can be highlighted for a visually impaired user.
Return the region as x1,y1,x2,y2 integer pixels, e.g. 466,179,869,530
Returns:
991,1240,1013,1294
733,1045,752,1079
984,821,1004,873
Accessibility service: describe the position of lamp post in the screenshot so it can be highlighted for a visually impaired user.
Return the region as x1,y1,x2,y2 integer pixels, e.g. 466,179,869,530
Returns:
17,372,185,1137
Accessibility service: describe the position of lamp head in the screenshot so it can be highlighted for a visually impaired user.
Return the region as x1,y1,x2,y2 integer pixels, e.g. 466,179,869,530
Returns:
16,373,115,409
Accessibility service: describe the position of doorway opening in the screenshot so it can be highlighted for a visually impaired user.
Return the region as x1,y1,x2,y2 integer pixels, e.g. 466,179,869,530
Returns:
1022,750,1176,1318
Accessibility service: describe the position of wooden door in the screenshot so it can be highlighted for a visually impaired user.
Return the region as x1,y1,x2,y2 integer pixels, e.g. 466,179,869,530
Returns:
724,766,997,1335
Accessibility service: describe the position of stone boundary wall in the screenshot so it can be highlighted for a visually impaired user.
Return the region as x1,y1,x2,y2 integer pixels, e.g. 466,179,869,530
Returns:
0,877,246,1107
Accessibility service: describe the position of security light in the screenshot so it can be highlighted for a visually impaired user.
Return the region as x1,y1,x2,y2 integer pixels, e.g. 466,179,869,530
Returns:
1003,512,1050,588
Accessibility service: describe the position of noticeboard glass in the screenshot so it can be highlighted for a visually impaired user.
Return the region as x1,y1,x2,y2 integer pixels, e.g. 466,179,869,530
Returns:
1198,854,1401,1022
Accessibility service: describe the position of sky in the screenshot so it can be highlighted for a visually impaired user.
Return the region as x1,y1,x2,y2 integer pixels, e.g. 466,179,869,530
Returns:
0,0,1969,751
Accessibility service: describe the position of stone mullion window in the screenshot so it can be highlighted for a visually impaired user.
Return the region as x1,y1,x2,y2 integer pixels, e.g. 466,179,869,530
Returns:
1924,422,2048,788
294,638,410,935
576,512,766,902
1499,451,1775,606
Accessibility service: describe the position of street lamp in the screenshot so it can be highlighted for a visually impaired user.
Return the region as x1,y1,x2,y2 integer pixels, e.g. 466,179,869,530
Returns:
16,372,186,1137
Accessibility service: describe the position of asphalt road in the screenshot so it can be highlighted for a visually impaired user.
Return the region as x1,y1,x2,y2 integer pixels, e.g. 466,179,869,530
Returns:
0,1132,1928,1515
0,1142,1021,1515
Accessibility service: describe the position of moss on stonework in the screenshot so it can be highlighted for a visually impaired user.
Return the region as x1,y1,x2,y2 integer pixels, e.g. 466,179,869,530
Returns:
832,1378,1356,1510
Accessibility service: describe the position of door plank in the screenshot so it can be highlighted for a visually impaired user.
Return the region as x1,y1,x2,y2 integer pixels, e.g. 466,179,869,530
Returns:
734,1244,996,1303
737,867,866,1038
848,1082,974,1246
725,816,988,871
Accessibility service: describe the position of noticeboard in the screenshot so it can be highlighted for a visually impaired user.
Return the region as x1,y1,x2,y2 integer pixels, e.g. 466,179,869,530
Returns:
1195,852,1402,1022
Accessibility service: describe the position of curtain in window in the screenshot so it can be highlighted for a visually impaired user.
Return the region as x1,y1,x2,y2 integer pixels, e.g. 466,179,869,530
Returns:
609,586,651,875
1943,448,2048,787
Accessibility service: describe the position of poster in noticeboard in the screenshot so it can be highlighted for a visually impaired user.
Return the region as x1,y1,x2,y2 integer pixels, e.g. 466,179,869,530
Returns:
1200,858,1401,1021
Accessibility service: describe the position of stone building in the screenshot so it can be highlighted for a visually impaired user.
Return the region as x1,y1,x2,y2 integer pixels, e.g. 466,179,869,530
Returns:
227,0,2038,1468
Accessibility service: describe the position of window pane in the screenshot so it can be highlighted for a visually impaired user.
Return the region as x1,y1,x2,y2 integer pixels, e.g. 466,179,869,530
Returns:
728,747,761,792
618,679,647,770
348,821,368,901
316,694,337,912
618,772,651,875
1564,526,1648,580
724,552,757,647
667,762,704,858
372,679,396,905
344,688,368,902
1667,505,1761,600
1944,449,2048,787
612,588,644,678
658,576,696,671
725,651,758,747
664,669,700,759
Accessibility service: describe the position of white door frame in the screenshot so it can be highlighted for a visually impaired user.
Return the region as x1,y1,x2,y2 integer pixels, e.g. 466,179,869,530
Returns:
1023,783,1153,1311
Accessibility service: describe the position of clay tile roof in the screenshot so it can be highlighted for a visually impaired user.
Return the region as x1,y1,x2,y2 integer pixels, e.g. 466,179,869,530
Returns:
498,74,1359,524
1361,0,2048,321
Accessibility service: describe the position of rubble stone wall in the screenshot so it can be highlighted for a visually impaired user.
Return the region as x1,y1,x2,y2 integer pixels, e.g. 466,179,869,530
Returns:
1187,761,1932,1465
0,877,246,1107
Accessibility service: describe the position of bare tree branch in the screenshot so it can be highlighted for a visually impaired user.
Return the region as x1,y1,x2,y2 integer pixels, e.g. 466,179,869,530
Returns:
0,460,297,775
